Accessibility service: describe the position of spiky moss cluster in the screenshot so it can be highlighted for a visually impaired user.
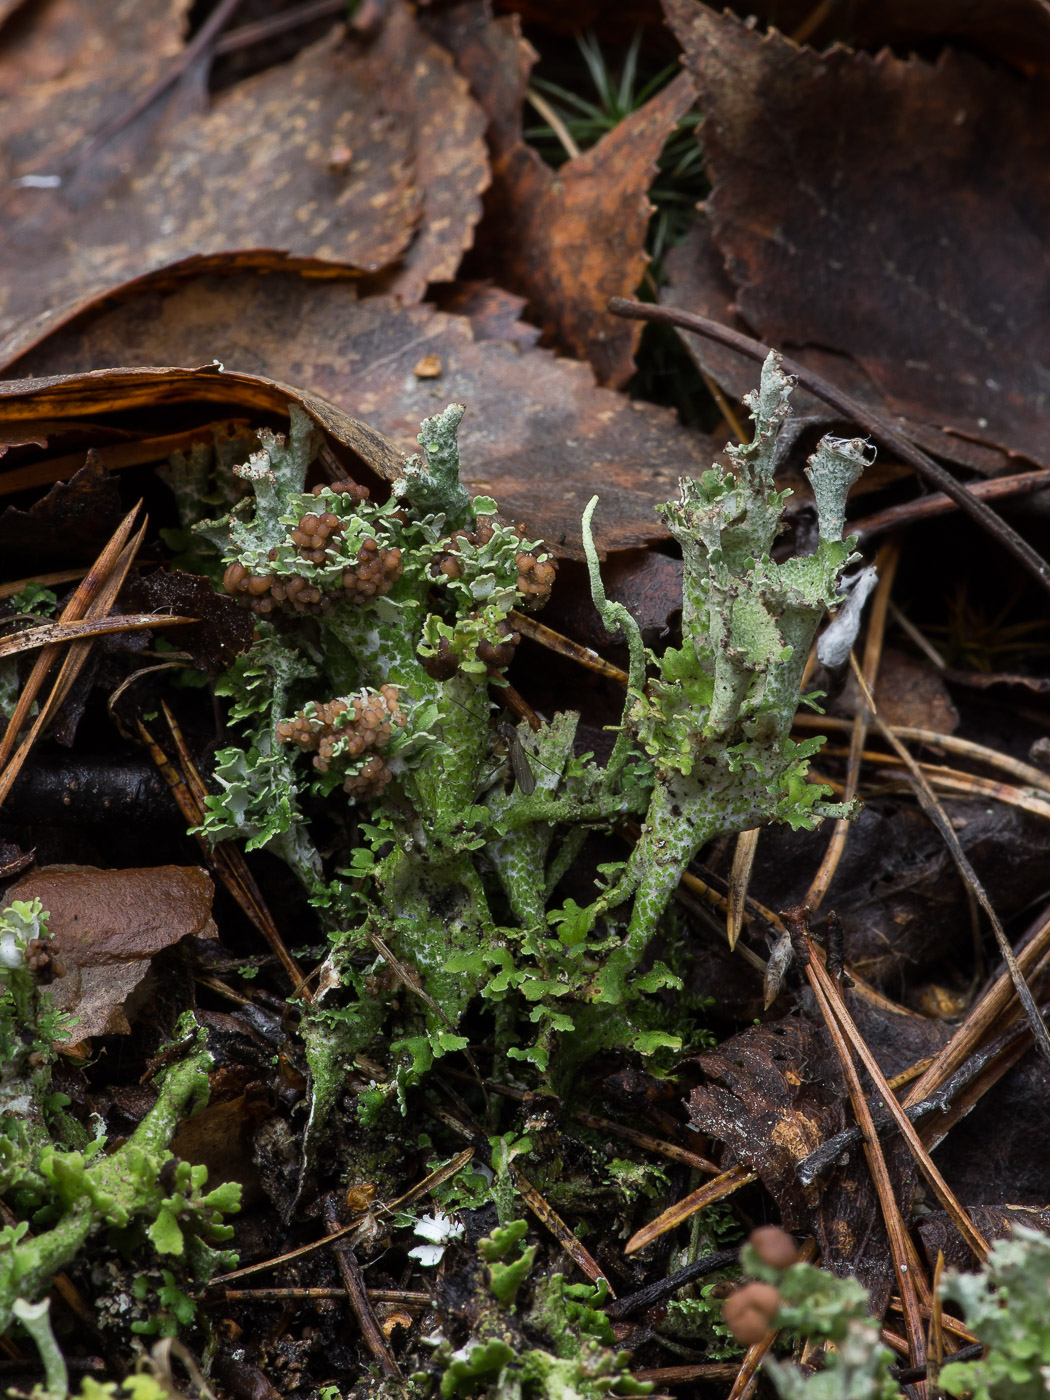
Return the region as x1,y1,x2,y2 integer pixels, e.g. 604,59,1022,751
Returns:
194,373,865,1113
0,906,240,1335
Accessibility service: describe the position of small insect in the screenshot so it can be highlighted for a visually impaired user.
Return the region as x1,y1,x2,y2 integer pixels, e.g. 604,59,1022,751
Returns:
497,720,537,796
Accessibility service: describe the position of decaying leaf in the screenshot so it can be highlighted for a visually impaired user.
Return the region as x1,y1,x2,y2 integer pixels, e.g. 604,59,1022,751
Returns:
14,864,215,1038
0,0,189,179
0,1,490,365
0,364,407,487
716,0,1050,77
121,569,254,678
664,0,1050,466
8,277,723,558
430,1,693,386
686,1013,924,1310
0,451,122,569
422,0,536,161
490,73,695,387
919,1207,1050,1272
369,2,489,301
865,649,959,734
747,798,1050,992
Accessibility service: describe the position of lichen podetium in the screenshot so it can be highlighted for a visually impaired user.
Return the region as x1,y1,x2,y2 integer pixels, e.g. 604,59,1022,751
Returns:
193,353,867,1115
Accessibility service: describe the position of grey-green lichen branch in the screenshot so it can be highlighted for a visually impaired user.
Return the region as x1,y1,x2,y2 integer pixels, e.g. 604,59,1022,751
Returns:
1,904,241,1334
581,352,867,1002
193,362,867,1098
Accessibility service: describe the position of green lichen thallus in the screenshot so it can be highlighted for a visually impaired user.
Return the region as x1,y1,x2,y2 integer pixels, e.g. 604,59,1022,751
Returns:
193,367,869,1092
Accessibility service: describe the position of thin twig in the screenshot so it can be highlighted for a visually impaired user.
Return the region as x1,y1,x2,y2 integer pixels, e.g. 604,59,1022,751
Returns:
606,298,1050,597
323,1198,403,1382
525,88,582,160
624,1164,757,1255
850,468,1050,541
804,538,900,910
850,654,1050,1068
785,913,928,1368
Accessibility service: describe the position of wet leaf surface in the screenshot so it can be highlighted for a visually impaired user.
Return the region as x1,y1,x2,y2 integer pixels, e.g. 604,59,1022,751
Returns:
15,863,214,1038
8,276,722,557
685,1009,941,1309
665,0,1050,465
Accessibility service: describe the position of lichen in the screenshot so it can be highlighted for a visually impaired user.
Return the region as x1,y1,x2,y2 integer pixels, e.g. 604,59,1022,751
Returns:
193,358,864,1106
0,903,240,1336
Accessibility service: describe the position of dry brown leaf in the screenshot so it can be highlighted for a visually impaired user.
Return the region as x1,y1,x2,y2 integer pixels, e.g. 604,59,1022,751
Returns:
14,864,214,1038
664,1,1050,466
718,0,1050,77
429,2,694,386
361,2,489,301
491,74,695,387
0,1,490,364
422,0,536,161
8,275,723,558
0,0,189,179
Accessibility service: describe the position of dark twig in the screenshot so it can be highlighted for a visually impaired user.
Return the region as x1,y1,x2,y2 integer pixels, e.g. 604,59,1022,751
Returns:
892,1342,984,1384
797,1005,1047,1184
605,1248,741,1319
212,0,348,56
606,299,1050,598
323,1198,403,1382
851,468,1050,541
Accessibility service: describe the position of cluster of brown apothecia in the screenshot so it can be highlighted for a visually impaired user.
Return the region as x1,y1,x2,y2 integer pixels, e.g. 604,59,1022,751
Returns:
422,618,520,682
275,684,406,798
431,516,557,610
222,482,403,617
721,1226,799,1345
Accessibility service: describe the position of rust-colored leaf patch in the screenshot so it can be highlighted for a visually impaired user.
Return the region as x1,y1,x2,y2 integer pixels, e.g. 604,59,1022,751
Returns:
15,864,215,1039
664,1,1050,466
9,276,723,558
491,74,695,387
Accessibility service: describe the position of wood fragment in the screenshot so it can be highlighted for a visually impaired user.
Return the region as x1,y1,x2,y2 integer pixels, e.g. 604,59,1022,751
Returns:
510,1165,614,1294
624,1164,757,1255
